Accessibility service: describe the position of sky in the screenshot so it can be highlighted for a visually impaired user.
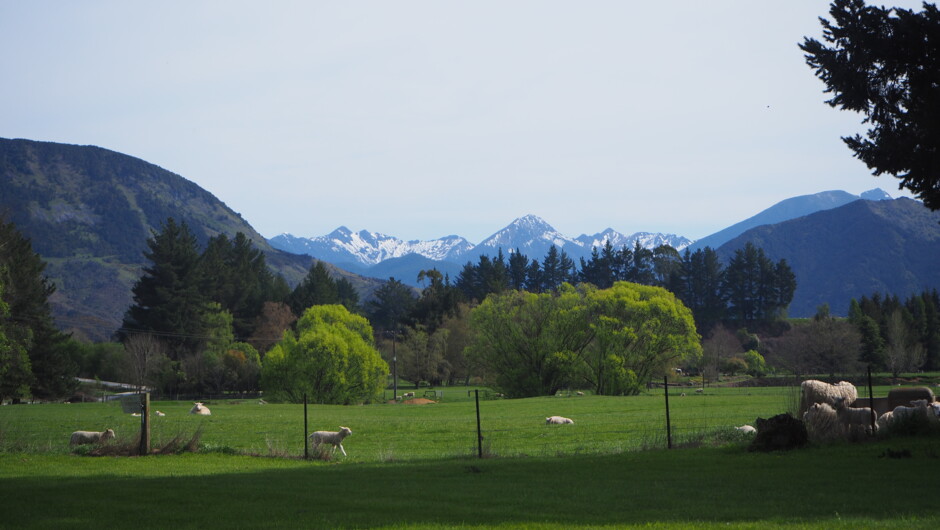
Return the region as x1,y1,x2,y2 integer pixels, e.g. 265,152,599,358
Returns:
0,1,925,244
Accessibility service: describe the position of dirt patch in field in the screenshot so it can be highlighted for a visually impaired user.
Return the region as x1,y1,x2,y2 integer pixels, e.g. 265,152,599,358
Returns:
403,398,436,405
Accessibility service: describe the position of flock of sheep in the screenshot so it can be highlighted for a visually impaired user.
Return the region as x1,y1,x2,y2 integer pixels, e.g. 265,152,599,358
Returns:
800,380,940,442
68,383,940,451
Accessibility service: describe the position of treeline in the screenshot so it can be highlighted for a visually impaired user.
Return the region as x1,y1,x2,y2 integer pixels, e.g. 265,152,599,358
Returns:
452,241,796,332
0,215,800,403
849,290,940,374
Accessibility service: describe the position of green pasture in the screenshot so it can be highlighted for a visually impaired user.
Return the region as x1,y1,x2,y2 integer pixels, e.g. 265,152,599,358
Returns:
3,386,940,528
1,387,802,460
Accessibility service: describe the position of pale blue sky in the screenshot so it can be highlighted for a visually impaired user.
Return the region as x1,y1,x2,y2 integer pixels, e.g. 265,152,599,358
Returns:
0,1,923,243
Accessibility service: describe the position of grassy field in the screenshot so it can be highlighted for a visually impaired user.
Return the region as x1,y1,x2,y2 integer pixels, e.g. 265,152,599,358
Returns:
3,386,940,528
1,386,801,460
1,438,940,528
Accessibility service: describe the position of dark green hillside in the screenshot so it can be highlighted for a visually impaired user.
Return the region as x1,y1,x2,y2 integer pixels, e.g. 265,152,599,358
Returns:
717,198,940,317
0,138,380,341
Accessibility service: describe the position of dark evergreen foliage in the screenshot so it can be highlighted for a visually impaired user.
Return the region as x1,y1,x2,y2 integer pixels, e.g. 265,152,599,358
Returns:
801,0,940,210
0,219,76,400
119,218,209,358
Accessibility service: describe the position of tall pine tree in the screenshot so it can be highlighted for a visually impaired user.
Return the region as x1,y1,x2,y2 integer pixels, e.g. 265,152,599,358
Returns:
119,218,209,359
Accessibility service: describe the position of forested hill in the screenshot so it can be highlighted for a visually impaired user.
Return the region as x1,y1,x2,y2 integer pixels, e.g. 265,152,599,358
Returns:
716,197,940,318
0,138,376,341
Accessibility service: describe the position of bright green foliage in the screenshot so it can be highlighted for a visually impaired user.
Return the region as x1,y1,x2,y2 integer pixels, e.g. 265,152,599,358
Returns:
468,282,700,397
262,305,388,404
585,282,701,394
743,349,768,377
468,285,593,397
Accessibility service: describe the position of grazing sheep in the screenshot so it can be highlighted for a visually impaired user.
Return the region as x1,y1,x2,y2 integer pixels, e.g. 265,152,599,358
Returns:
799,380,858,417
833,397,876,437
803,402,841,442
258,399,268,405
189,402,211,415
735,425,757,434
545,416,574,425
403,392,415,398
309,426,353,456
576,391,584,396
70,429,115,445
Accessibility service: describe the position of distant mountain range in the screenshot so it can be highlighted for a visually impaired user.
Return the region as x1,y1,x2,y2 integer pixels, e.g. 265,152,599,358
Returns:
269,214,693,281
2,137,936,335
691,188,893,251
715,197,940,317
268,189,894,289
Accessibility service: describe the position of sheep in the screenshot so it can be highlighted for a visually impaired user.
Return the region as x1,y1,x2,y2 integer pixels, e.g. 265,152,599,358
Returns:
258,399,268,405
70,428,115,446
155,410,165,416
887,387,935,410
803,402,841,442
833,396,876,437
308,426,352,456
799,380,858,417
403,392,415,398
576,391,584,396
545,416,574,425
189,402,211,415
735,425,757,434
878,399,932,431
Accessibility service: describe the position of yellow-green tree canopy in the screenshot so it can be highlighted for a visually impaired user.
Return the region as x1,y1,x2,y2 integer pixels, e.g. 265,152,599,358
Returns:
262,305,388,404
468,282,700,397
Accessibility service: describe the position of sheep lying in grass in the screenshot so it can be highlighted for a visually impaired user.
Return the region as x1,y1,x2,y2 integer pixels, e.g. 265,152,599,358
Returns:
799,380,858,417
189,402,211,415
735,425,756,434
834,396,876,437
803,402,841,442
309,426,353,456
155,410,165,416
545,416,574,425
70,428,115,445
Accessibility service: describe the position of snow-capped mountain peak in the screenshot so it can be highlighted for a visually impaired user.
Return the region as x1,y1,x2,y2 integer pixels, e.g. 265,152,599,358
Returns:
268,215,692,269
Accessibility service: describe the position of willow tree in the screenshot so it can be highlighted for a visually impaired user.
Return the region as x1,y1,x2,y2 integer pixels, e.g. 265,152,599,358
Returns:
261,305,388,404
583,282,701,395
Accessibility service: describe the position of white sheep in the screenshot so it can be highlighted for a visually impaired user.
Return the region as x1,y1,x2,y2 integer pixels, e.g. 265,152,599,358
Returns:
189,402,211,415
803,402,841,442
833,396,876,436
576,391,584,396
308,426,353,456
877,399,932,431
70,428,115,445
155,410,165,416
735,425,756,434
799,380,858,417
545,416,574,425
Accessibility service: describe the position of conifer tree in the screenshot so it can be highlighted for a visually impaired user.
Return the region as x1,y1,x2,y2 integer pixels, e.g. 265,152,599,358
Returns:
119,218,209,359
